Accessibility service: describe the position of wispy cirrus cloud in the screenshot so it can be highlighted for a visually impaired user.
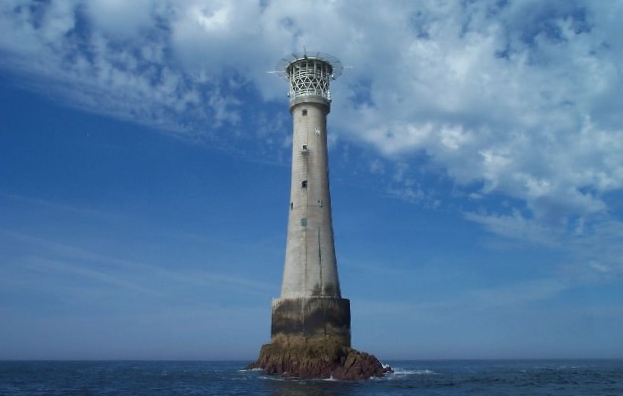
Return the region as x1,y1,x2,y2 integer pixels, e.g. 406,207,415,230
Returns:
0,227,274,308
1,0,623,280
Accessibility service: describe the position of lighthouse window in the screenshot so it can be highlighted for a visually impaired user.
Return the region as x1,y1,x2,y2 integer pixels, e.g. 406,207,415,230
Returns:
302,109,308,116
301,180,307,188
301,218,308,226
290,202,293,210
317,200,323,207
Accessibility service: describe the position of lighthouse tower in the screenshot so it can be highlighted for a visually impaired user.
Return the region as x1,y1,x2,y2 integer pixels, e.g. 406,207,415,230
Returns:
271,52,351,346
247,53,388,379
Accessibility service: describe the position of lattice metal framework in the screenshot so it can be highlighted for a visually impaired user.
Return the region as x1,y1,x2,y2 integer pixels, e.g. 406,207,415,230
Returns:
277,52,343,102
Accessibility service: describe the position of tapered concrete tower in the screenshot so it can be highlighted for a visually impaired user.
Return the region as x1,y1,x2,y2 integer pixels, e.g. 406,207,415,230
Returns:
247,52,388,379
271,52,351,346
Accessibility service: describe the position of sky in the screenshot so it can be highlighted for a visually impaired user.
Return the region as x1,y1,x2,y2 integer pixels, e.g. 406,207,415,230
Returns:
1,0,623,361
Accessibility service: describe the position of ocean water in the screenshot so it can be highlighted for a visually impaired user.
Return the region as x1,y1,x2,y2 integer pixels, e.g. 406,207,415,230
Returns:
1,360,622,396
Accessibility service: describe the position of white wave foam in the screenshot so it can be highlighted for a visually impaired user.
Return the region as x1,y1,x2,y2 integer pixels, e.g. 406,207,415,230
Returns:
390,368,438,376
238,367,263,372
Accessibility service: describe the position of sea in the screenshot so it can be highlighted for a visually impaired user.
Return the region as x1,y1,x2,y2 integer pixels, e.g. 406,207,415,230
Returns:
1,360,622,396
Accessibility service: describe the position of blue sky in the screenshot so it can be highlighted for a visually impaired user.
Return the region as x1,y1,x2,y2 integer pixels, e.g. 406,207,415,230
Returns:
1,0,622,360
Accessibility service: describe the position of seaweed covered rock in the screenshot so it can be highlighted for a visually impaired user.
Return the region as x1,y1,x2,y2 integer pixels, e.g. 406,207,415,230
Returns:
246,337,391,380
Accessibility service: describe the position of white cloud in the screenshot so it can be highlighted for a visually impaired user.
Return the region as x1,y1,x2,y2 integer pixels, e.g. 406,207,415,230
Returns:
466,210,623,280
87,0,158,39
1,0,622,280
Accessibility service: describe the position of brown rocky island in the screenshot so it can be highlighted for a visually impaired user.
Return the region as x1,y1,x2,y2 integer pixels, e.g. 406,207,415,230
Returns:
246,297,391,380
247,52,390,380
246,337,391,380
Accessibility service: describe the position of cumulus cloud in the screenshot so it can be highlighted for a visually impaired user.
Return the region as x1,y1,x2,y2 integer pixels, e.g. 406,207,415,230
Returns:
1,0,622,277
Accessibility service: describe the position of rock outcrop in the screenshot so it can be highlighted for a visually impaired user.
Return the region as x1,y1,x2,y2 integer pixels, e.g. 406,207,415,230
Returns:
246,337,391,380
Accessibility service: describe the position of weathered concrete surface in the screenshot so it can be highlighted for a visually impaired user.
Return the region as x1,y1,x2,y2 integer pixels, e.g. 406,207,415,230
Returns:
281,100,342,299
271,297,351,346
246,337,391,380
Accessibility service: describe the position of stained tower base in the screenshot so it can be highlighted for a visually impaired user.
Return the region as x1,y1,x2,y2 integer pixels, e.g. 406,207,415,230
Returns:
246,297,391,380
271,297,351,345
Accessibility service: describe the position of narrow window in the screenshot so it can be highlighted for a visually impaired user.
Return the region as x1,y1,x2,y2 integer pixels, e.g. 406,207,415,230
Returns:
302,144,308,151
301,180,307,188
290,202,293,210
302,109,308,116
317,200,323,207
301,218,308,226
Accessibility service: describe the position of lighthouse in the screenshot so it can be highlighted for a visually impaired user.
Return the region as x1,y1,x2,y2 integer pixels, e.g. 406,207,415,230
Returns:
271,52,351,346
247,52,388,379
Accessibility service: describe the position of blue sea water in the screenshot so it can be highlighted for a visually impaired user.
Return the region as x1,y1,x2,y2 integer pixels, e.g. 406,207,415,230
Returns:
1,360,622,396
